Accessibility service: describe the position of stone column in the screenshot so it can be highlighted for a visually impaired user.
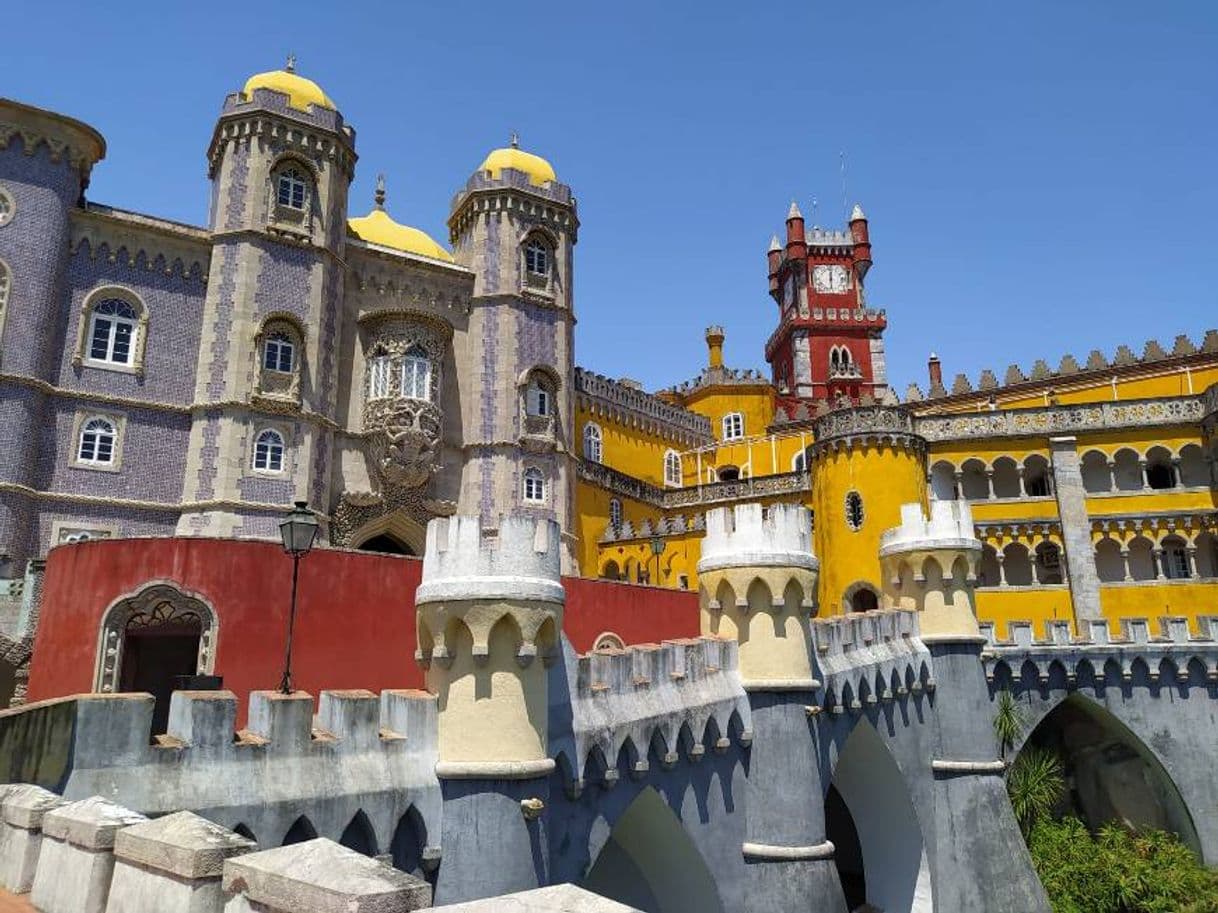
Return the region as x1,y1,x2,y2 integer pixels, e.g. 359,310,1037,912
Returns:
985,469,995,499
1048,436,1103,624
1186,547,1199,578
1121,548,1133,581
1153,548,1167,580
879,500,1051,912
416,515,564,905
698,503,846,913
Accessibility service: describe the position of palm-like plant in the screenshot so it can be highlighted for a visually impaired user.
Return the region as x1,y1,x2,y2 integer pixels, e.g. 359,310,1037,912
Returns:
993,688,1024,760
1007,747,1065,837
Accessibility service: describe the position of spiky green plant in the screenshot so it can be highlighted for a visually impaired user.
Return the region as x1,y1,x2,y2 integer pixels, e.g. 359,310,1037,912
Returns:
1006,746,1064,836
993,688,1025,760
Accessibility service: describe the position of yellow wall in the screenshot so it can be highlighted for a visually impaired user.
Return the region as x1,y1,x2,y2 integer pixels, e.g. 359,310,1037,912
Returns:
1099,582,1218,636
976,588,1076,640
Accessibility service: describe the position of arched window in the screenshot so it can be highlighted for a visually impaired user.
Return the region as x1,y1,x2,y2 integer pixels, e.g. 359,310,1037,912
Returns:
792,450,807,473
609,498,622,528
401,345,431,401
583,422,603,462
1145,447,1176,490
1160,536,1191,580
718,465,740,482
276,167,308,211
593,632,625,652
527,376,553,417
524,239,550,277
263,331,294,373
523,467,546,503
78,417,116,465
721,412,744,441
88,298,138,365
664,450,682,487
368,351,392,400
253,429,285,473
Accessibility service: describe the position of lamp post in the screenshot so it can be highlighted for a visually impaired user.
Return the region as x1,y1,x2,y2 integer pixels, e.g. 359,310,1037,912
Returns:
649,536,665,587
277,501,319,694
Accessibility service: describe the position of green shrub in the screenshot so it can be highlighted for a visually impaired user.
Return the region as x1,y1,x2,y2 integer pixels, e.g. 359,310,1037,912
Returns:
1027,816,1218,913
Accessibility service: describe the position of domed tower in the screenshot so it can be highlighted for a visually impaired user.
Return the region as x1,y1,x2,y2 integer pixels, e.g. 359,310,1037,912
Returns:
0,100,105,563
447,136,578,568
177,60,357,537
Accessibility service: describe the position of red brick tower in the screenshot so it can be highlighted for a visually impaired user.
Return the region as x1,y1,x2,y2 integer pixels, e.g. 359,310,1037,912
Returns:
765,202,888,415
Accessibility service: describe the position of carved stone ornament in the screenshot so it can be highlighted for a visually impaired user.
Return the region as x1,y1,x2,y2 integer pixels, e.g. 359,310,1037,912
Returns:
366,398,442,489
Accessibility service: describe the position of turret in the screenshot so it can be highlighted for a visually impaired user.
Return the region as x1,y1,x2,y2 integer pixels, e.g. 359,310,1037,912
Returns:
767,235,782,297
849,203,871,280
785,200,807,263
879,500,983,639
705,325,726,370
698,504,847,913
415,513,563,904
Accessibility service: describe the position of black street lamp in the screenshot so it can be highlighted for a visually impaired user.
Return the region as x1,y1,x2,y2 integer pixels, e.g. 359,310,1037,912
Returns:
649,536,666,587
277,501,319,694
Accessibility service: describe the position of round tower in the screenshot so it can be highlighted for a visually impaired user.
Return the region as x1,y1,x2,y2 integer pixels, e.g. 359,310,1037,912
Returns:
698,503,847,913
415,513,563,903
809,406,926,615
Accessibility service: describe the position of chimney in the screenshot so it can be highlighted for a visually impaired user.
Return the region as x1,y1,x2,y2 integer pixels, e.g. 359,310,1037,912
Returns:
705,326,726,369
928,353,943,392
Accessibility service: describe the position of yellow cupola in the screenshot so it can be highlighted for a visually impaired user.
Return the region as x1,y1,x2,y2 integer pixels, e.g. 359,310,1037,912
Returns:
478,133,557,186
242,56,336,112
347,176,454,263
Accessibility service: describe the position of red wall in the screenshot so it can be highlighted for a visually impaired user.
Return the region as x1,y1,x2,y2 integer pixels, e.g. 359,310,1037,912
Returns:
28,538,699,723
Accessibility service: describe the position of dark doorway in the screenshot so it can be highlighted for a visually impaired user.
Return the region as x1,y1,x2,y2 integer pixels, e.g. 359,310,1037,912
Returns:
825,784,866,910
119,625,201,734
850,589,878,612
357,534,414,556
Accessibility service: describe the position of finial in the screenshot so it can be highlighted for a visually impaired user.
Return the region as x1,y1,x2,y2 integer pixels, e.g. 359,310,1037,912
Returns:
285,53,296,73
374,174,386,210
787,200,802,220
509,131,520,149
768,234,781,252
850,203,866,221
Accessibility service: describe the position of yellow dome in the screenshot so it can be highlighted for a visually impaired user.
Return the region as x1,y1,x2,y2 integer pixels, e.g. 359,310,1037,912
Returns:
242,67,335,112
348,207,454,263
479,143,557,186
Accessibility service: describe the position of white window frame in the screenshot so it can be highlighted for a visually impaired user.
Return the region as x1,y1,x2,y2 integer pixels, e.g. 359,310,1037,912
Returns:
401,346,432,401
792,450,807,473
369,353,392,401
253,429,286,474
583,422,603,463
663,449,682,487
524,240,550,276
721,412,744,441
276,168,308,211
77,417,117,466
527,380,552,417
263,332,295,373
87,299,138,366
1163,544,1190,580
609,498,622,528
523,467,546,503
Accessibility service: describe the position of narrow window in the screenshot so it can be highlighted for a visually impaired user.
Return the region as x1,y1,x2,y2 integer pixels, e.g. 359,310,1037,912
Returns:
401,345,432,400
523,467,546,503
254,429,285,472
609,498,622,528
527,379,552,416
277,168,307,210
88,299,138,365
78,417,116,465
664,450,682,487
1162,542,1190,580
583,423,603,463
792,451,807,473
845,491,865,531
721,413,744,441
264,332,295,373
369,353,392,400
525,241,549,276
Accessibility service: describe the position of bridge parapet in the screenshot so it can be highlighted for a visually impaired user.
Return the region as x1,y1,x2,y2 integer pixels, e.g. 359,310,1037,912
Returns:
981,616,1218,685
810,608,934,714
558,636,751,794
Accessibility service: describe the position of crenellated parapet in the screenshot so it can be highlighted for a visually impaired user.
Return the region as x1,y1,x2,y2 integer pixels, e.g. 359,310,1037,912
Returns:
555,636,751,793
415,514,564,775
810,608,933,715
982,615,1218,687
810,404,925,457
880,501,983,640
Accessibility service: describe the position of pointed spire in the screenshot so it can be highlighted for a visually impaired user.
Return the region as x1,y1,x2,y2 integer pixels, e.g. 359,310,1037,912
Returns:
509,131,520,149
768,234,781,252
787,200,802,220
374,174,386,210
850,203,866,221
285,53,296,73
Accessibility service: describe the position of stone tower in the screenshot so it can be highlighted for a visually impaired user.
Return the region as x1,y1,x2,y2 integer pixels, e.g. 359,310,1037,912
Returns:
447,140,578,569
415,513,563,904
176,63,357,538
698,503,847,913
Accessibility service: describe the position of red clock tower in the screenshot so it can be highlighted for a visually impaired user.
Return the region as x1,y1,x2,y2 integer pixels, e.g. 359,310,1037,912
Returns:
764,202,888,415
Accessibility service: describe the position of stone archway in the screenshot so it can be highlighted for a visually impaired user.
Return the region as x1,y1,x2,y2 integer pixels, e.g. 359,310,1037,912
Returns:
581,786,726,913
829,720,933,912
348,511,426,557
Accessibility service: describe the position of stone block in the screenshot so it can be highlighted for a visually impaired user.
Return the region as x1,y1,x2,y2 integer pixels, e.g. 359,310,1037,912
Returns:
221,838,431,912
167,691,240,752
0,783,64,892
246,691,314,753
424,884,643,911
106,810,256,913
30,796,147,913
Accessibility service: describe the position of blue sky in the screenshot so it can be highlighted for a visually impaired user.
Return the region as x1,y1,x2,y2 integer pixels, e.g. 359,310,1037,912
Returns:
8,1,1215,394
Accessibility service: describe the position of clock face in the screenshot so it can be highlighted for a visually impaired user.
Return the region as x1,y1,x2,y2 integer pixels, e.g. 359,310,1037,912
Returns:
812,264,850,293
